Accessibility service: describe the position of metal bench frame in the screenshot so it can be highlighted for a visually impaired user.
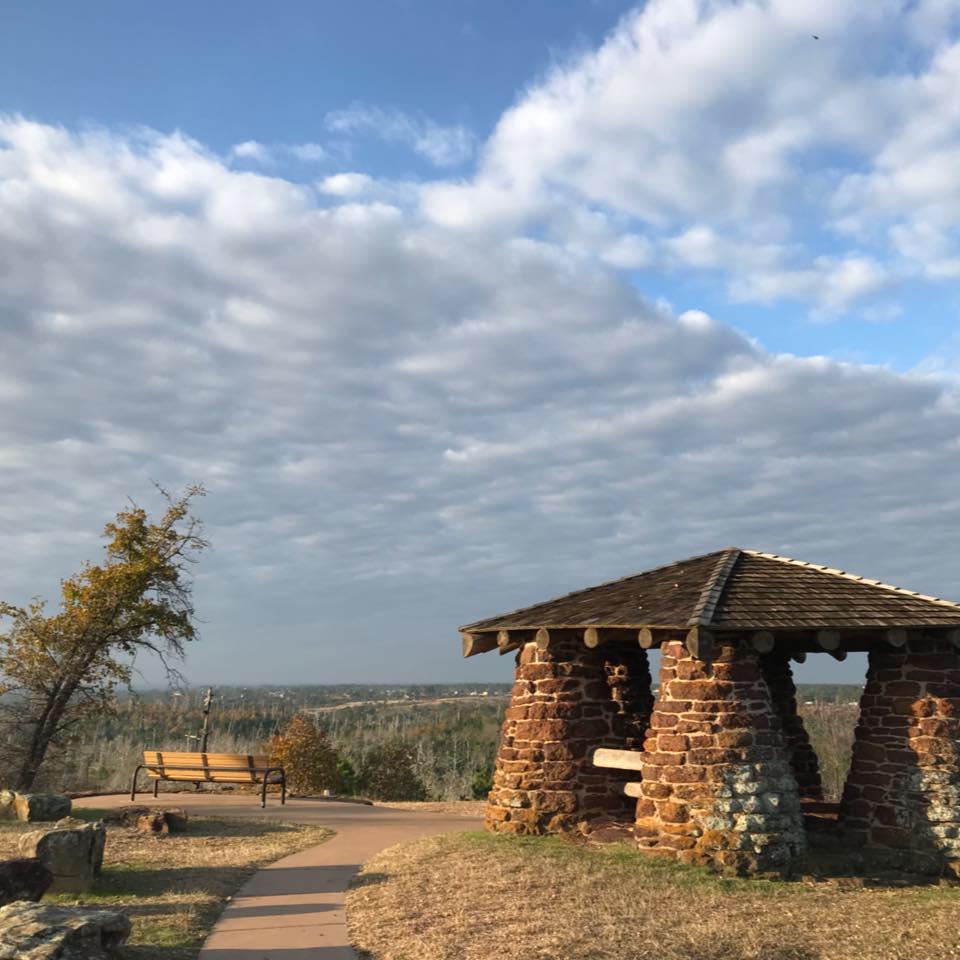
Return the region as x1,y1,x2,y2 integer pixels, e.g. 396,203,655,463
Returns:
130,758,287,808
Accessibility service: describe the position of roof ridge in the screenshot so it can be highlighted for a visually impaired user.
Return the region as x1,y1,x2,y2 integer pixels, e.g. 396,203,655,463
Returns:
688,548,741,627
459,547,732,632
741,550,960,612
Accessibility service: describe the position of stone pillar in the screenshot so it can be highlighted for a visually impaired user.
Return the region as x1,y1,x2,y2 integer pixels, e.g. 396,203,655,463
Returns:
485,636,653,835
760,654,824,800
636,639,805,874
840,636,960,872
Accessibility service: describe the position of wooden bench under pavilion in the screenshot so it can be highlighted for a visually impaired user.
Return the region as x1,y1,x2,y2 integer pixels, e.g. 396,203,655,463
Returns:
460,548,960,874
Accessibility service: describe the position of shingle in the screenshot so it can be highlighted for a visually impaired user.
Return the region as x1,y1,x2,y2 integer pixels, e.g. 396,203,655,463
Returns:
460,548,960,632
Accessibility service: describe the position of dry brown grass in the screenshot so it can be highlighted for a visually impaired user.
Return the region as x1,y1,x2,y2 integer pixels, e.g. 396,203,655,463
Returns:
0,810,331,959
375,800,486,817
347,832,960,960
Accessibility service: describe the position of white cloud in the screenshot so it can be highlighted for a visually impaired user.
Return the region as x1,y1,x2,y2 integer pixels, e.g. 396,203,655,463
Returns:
2,117,960,682
229,140,328,165
417,0,960,313
231,140,270,163
326,104,475,168
318,172,375,196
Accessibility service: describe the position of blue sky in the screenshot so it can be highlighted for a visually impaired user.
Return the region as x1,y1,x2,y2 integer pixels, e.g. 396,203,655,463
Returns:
2,0,960,686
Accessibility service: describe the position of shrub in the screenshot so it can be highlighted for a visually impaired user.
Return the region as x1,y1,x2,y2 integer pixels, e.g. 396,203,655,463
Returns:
469,761,494,800
356,741,428,801
268,714,339,796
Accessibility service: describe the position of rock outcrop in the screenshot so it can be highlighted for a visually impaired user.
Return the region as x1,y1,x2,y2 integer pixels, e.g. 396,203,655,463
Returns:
0,901,129,959
18,821,105,893
0,859,52,905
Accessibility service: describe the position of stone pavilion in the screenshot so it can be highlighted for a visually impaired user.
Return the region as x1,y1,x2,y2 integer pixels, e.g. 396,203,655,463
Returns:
460,548,960,874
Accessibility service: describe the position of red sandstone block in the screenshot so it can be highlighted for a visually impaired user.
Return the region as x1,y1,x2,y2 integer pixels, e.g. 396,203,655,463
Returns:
642,782,672,799
633,821,661,840
660,801,690,823
909,654,960,670
886,681,922,697
650,713,679,729
712,662,760,682
670,680,737,700
716,730,754,749
643,752,679,766
675,720,713,734
854,742,886,763
676,660,711,681
635,799,657,817
688,734,714,749
542,740,586,761
871,826,913,849
658,734,690,752
571,719,614,738
658,700,693,714
657,833,697,851
661,765,705,783
513,719,568,740
919,717,960,737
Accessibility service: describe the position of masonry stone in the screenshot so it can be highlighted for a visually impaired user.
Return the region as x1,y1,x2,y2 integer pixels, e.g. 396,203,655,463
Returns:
841,635,960,871
635,640,804,874
485,637,653,834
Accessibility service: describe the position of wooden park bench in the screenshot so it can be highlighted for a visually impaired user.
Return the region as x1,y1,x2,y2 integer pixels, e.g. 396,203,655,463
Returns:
130,751,287,808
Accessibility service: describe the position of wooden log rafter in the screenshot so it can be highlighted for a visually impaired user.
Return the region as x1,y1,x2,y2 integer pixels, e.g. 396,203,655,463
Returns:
465,624,960,657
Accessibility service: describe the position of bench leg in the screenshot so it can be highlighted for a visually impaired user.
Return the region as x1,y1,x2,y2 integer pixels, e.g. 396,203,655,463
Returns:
261,777,268,808
130,765,144,802
281,772,286,806
154,779,160,798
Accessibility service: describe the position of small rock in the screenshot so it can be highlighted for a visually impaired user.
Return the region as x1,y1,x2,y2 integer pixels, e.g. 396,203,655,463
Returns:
0,901,129,959
13,794,71,823
18,821,106,894
0,858,52,905
0,794,15,823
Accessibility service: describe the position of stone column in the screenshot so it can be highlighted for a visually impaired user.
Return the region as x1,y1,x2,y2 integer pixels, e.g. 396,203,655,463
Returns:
635,639,805,874
760,653,824,800
840,636,960,872
485,636,653,835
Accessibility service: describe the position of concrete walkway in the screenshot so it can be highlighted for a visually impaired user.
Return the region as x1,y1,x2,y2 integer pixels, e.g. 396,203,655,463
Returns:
78,793,481,959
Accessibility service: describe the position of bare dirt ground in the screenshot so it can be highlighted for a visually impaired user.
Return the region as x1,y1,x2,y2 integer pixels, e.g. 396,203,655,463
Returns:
347,832,960,960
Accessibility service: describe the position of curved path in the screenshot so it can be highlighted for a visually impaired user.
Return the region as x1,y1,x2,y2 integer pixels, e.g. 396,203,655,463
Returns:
78,793,482,959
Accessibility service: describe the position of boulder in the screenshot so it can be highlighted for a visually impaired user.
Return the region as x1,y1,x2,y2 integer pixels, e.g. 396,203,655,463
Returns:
0,901,129,959
18,821,106,893
0,859,52,905
13,795,71,824
102,805,188,833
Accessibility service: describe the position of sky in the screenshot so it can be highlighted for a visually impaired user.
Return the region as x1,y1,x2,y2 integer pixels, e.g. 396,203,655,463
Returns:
2,0,960,687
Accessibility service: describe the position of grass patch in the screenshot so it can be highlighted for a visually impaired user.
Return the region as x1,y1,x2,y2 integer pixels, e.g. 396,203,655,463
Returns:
347,832,960,960
0,814,331,959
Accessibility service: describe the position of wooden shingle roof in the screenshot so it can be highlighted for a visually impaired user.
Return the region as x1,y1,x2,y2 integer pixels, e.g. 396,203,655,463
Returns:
461,548,960,633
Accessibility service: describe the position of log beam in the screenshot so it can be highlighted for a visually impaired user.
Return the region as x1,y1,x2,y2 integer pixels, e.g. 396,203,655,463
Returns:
685,626,715,660
817,629,841,651
623,781,643,799
885,628,908,647
583,626,642,648
462,632,498,658
750,630,776,654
